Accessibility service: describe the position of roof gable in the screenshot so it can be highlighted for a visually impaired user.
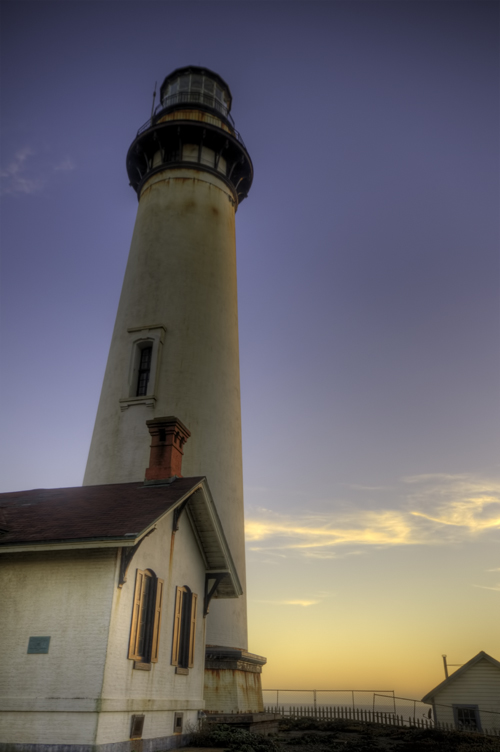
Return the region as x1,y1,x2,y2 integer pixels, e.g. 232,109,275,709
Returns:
422,651,500,703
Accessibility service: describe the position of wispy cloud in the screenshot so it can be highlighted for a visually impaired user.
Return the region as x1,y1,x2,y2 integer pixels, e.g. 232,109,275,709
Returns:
474,566,500,592
53,157,76,172
474,584,500,592
245,474,500,558
1,147,75,196
255,599,320,607
405,474,500,533
0,147,45,195
343,483,389,492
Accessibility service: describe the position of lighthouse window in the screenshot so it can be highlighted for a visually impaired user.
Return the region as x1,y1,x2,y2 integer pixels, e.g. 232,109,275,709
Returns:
129,569,164,665
171,586,197,672
122,326,165,408
136,346,152,396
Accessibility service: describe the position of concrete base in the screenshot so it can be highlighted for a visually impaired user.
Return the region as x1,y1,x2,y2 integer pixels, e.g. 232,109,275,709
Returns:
204,646,267,713
204,713,281,736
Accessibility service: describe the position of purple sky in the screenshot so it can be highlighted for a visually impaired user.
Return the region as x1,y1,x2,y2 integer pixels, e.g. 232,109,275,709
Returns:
1,2,499,694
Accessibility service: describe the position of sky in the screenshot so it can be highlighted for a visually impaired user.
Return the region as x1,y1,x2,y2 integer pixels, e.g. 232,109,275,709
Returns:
1,1,499,701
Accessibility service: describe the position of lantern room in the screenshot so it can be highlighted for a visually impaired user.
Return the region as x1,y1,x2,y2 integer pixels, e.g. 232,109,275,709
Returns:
160,66,232,120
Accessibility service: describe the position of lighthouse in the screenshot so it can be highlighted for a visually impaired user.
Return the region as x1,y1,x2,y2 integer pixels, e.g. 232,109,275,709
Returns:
84,67,265,712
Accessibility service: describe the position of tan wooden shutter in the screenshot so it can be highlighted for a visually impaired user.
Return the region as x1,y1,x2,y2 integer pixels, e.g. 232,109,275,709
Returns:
150,578,164,663
128,569,144,660
171,586,183,666
188,592,197,668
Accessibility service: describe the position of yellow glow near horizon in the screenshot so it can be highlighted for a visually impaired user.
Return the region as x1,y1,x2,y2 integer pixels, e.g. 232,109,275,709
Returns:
244,473,500,700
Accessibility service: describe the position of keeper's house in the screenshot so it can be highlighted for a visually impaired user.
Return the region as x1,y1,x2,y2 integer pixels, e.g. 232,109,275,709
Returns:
422,651,500,733
0,417,241,751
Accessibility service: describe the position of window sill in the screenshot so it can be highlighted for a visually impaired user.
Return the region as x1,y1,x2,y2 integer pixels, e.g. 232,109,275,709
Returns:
175,667,189,675
120,395,156,411
133,661,152,671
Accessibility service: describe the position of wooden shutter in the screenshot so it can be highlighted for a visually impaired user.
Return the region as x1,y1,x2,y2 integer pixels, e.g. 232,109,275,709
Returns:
150,578,164,663
128,569,144,660
188,593,197,668
171,586,183,666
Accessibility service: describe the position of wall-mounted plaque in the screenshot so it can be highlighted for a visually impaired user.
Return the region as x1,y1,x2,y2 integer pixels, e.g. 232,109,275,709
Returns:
27,636,50,654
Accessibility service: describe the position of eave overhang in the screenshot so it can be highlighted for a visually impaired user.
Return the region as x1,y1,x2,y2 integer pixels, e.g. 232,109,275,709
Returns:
0,478,242,600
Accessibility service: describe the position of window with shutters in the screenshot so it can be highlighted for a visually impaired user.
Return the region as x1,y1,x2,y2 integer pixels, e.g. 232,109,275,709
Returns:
171,586,197,674
128,569,164,667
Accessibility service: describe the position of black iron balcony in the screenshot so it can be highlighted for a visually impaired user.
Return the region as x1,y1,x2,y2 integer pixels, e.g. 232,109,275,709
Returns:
136,100,246,150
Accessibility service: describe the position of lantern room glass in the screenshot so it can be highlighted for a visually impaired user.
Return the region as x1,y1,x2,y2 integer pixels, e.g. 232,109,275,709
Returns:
161,72,230,118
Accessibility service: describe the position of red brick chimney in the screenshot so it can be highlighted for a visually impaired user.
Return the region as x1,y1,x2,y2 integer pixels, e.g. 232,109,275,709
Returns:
145,416,191,481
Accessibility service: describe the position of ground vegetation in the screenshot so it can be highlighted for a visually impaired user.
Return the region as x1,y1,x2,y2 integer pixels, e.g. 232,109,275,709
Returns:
191,718,500,751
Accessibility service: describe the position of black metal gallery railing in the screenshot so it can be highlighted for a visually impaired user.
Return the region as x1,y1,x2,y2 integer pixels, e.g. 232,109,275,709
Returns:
135,95,246,149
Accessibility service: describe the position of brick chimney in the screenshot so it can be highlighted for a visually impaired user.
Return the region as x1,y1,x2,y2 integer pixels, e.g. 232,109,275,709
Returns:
145,416,191,481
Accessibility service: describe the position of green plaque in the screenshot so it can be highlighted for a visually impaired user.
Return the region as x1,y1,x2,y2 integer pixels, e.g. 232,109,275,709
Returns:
27,636,50,654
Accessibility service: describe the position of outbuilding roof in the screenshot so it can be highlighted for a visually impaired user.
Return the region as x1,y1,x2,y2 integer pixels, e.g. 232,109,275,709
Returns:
0,477,242,600
421,651,500,703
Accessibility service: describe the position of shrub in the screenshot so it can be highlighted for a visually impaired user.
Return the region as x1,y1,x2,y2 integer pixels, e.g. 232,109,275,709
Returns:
193,722,281,752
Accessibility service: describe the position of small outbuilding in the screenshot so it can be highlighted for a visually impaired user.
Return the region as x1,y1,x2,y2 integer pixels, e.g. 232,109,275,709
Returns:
421,651,500,733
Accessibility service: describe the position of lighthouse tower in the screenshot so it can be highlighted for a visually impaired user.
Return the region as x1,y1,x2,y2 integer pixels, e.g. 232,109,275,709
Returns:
83,67,265,712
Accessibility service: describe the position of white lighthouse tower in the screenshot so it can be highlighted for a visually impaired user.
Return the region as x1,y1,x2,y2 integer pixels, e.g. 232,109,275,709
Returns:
84,67,265,712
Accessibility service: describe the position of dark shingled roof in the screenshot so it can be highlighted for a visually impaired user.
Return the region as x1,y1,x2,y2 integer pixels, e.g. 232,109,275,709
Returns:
0,477,205,546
